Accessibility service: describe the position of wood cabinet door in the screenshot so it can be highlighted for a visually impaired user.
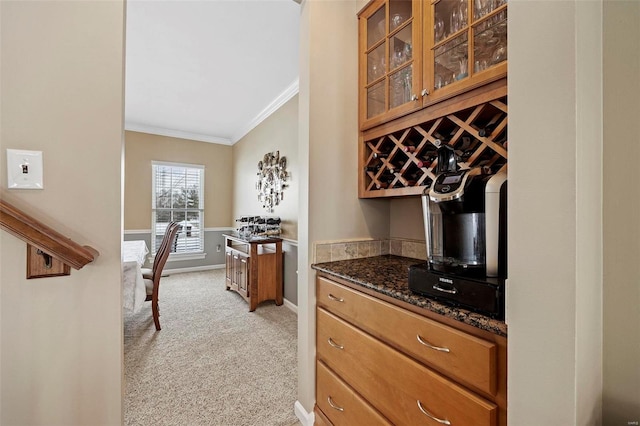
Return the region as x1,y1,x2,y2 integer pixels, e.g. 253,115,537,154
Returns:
316,360,392,426
236,254,249,297
422,0,507,107
225,250,237,291
359,0,423,131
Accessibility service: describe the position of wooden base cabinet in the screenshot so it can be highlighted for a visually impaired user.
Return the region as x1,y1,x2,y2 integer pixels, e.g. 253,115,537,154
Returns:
315,275,507,426
224,235,283,311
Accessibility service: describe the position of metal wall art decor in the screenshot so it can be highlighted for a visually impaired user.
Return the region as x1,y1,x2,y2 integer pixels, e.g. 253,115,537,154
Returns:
256,150,289,212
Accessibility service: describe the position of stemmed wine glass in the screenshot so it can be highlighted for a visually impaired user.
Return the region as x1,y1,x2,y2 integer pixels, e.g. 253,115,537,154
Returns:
491,42,507,65
450,7,460,35
458,0,468,27
434,14,445,43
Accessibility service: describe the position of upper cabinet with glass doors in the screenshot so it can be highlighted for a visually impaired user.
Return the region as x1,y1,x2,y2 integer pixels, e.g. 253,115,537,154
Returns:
358,0,507,130
359,0,422,130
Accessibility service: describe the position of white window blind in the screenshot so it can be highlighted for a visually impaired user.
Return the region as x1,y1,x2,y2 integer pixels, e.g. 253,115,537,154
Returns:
152,161,204,255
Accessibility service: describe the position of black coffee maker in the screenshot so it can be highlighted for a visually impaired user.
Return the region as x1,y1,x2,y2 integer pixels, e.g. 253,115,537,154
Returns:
408,143,507,319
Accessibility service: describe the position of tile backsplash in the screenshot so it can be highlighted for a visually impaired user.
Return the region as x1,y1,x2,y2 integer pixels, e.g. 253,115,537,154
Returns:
314,238,426,263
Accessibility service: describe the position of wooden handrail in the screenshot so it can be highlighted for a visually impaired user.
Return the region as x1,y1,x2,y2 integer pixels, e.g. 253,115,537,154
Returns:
0,199,98,276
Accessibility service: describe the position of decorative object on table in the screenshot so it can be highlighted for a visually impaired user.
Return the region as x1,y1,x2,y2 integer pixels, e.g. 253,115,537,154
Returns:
235,215,281,238
256,150,289,212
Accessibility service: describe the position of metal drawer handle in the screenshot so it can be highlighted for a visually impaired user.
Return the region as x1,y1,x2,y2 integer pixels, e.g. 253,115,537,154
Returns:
417,400,450,425
327,337,344,350
240,259,247,263
327,396,344,412
328,293,344,302
416,335,450,353
432,284,458,294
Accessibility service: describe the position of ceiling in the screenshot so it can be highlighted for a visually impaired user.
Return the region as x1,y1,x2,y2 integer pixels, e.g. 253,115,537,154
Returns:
124,0,300,145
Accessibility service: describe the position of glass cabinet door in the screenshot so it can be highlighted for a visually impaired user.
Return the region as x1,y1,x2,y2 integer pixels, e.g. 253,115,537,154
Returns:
388,22,414,109
473,5,507,73
366,5,386,119
430,0,507,94
362,0,420,128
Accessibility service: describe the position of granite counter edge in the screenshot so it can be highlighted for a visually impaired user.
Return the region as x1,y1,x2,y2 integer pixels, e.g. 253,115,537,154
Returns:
311,257,507,337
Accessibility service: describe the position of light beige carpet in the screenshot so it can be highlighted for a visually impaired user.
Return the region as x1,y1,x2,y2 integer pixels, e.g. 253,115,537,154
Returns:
124,269,299,426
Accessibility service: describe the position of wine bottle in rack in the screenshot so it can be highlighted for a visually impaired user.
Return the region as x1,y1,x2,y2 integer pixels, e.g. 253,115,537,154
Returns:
388,160,405,174
375,172,395,189
416,155,436,168
478,122,499,137
403,145,417,153
372,151,390,159
407,170,422,180
364,164,382,173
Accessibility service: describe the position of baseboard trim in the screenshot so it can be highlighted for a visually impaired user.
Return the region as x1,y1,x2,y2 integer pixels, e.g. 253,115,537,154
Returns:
164,264,225,275
294,401,315,426
283,298,298,314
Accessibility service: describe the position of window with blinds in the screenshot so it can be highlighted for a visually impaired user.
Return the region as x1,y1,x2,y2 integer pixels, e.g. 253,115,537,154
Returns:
151,161,204,256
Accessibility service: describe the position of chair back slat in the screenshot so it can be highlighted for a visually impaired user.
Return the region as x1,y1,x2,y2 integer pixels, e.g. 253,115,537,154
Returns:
152,221,180,279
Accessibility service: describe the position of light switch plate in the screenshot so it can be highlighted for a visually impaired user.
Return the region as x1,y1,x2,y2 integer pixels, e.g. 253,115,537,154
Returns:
7,149,44,189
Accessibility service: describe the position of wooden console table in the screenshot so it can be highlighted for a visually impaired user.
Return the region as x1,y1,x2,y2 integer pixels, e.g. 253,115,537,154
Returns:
224,233,283,311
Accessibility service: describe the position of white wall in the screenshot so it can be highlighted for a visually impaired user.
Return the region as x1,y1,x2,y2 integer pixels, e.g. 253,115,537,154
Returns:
0,1,125,424
508,0,603,424
297,0,390,414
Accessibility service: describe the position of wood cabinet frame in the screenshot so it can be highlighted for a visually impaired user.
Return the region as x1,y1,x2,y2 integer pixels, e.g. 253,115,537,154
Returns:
358,0,508,132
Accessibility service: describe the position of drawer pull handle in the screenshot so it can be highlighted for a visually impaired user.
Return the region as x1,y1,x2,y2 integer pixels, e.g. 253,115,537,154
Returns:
327,337,344,350
416,335,450,353
327,396,344,412
328,293,344,302
417,400,451,425
432,284,458,294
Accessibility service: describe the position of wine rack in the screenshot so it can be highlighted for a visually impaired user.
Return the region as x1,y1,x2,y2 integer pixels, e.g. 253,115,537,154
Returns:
360,94,508,198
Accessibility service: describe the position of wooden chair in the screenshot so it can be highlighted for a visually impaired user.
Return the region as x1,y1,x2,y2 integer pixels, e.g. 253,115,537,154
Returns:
143,221,180,330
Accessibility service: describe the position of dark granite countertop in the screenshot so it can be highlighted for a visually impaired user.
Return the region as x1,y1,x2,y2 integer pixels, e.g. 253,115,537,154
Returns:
312,255,507,337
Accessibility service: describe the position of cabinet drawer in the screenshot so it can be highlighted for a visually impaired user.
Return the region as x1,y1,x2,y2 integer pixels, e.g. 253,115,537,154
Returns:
316,360,392,426
317,276,496,394
317,307,497,426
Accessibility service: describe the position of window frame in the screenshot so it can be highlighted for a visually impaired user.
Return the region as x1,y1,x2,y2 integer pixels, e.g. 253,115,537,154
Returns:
151,161,205,261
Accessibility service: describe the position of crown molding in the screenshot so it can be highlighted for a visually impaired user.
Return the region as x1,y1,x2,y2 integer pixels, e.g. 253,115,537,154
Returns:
124,123,233,145
231,78,299,144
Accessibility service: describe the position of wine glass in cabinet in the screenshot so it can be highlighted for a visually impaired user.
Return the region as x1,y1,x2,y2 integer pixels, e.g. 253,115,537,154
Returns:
359,0,422,130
